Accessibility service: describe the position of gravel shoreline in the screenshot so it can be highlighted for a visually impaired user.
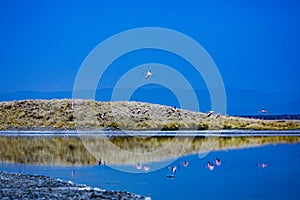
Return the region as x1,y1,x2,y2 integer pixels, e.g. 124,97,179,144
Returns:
0,171,149,200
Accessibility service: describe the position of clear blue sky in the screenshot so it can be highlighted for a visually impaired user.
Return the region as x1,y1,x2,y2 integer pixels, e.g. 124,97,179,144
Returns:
0,0,299,94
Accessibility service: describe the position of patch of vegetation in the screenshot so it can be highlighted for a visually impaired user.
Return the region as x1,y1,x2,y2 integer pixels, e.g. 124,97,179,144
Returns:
198,123,209,130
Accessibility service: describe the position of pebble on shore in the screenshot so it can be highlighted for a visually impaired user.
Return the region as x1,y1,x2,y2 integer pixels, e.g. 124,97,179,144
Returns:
0,171,150,200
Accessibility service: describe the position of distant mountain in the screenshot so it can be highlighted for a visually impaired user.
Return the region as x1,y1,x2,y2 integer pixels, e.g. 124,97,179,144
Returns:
224,88,300,115
270,99,300,115
0,90,72,101
0,87,299,115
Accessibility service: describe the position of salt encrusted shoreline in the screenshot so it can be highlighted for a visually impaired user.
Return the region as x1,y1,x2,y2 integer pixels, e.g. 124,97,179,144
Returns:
0,171,149,200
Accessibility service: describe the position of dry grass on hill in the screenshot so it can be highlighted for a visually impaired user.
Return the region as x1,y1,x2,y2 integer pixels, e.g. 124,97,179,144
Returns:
0,99,299,131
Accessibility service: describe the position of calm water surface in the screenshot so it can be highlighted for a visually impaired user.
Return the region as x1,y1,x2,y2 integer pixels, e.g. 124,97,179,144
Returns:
1,142,300,199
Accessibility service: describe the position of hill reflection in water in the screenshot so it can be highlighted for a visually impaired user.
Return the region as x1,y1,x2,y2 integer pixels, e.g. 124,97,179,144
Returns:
0,134,299,165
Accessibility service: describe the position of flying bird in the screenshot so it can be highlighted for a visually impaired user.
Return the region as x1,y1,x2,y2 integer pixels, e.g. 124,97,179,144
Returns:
145,70,152,79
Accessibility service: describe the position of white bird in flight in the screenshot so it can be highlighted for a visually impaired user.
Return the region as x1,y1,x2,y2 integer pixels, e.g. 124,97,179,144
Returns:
145,70,152,79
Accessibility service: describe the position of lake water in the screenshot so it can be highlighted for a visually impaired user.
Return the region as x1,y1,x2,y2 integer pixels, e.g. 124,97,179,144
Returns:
1,136,300,200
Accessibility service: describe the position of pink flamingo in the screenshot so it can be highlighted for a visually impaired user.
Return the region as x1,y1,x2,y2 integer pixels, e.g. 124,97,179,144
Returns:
207,162,215,171
182,161,189,167
136,163,142,170
258,163,267,168
215,158,221,166
207,111,214,117
143,165,150,171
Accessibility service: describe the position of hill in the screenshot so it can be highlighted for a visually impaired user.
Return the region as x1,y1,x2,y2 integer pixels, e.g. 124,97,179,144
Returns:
0,99,299,131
